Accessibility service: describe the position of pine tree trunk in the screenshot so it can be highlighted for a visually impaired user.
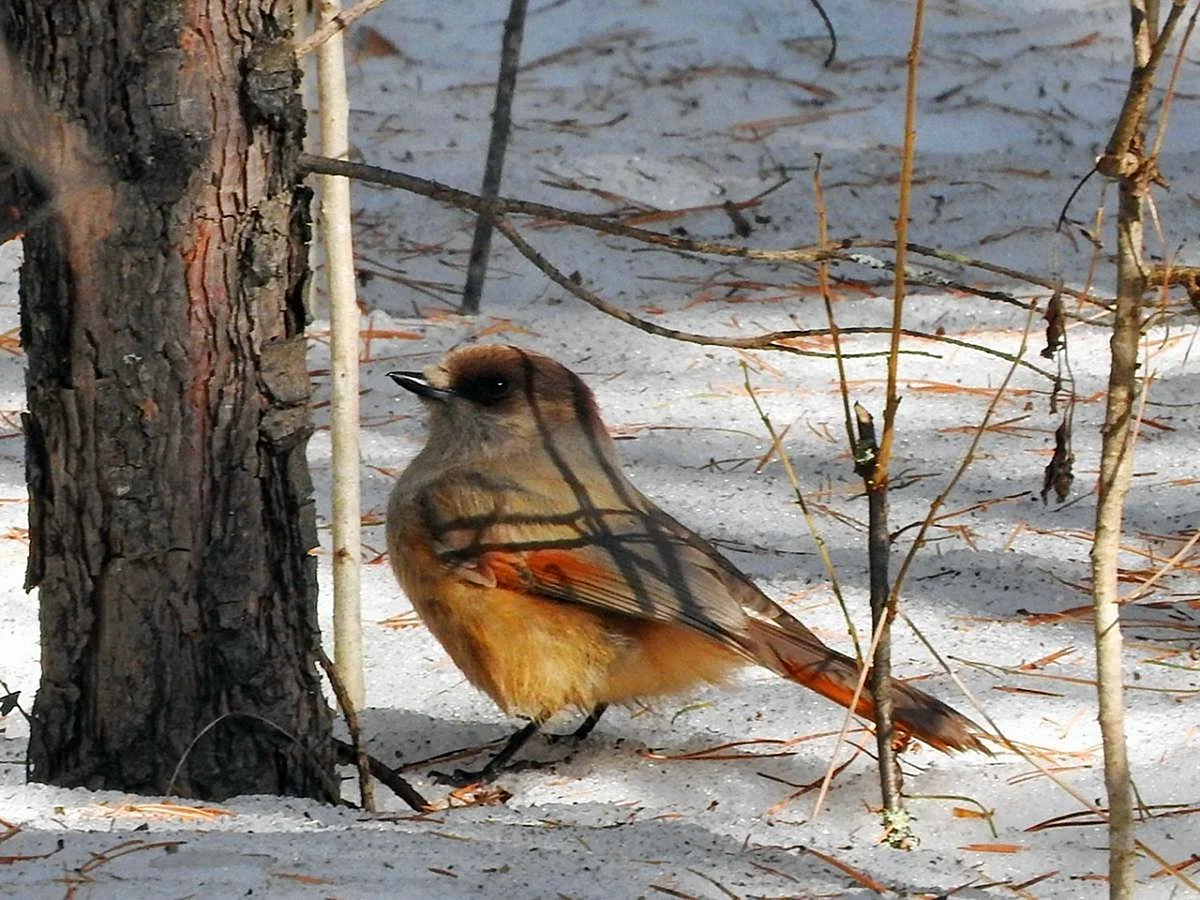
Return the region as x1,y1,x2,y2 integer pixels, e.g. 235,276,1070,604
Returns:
2,0,335,800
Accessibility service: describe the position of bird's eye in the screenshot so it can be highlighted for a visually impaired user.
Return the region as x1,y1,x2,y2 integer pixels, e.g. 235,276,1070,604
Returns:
458,374,511,406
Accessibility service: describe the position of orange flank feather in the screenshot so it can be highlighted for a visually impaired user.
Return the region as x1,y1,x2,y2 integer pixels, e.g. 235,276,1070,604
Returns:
398,533,741,721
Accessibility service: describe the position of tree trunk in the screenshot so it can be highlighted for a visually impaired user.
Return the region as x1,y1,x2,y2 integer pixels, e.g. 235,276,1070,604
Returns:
2,0,335,800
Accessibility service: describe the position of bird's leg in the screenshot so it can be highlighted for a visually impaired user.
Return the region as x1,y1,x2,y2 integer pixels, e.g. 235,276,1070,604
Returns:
431,706,610,787
431,721,541,787
546,704,608,744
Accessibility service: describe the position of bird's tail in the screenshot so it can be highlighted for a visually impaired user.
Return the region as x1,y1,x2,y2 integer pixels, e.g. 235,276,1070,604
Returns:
751,622,989,754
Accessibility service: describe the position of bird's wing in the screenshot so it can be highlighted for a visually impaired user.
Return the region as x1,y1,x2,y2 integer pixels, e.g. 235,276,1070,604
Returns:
417,472,775,650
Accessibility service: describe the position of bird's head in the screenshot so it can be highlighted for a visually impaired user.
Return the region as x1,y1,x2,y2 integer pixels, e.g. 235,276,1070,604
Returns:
389,344,609,464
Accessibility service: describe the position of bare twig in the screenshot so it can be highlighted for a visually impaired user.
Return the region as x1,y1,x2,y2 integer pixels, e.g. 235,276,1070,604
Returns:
461,0,529,313
490,215,1056,376
875,0,925,486
856,403,905,823
1148,1,1200,161
808,0,838,67
295,0,389,57
316,648,378,812
296,154,1117,311
332,738,430,812
1097,0,1188,179
858,0,926,834
850,240,1111,312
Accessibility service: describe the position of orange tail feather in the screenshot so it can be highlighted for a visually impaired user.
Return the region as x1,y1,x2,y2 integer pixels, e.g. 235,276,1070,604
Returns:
755,626,989,755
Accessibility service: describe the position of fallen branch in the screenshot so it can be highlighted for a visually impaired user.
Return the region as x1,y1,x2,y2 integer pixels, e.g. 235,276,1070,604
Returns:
319,648,382,812
333,738,430,811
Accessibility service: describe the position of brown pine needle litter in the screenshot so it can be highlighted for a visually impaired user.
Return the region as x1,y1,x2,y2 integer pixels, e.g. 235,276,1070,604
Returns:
440,783,512,809
1027,803,1200,832
93,800,234,822
639,728,871,763
1007,764,1097,786
1151,853,1200,879
55,839,186,895
961,842,1024,853
951,654,1199,697
954,806,991,820
799,845,892,894
648,884,697,900
273,872,334,886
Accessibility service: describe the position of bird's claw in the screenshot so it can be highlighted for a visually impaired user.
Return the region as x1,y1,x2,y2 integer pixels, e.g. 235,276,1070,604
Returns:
544,730,584,746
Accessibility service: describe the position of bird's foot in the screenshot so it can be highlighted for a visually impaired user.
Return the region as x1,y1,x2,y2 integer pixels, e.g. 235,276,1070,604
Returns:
544,704,607,746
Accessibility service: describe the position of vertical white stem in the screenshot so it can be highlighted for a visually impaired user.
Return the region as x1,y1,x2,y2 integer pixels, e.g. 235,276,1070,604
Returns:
316,0,364,709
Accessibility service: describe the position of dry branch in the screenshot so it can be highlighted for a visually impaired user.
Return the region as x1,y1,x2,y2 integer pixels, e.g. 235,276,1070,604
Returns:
461,0,528,313
296,154,1119,312
316,648,377,812
295,0,389,57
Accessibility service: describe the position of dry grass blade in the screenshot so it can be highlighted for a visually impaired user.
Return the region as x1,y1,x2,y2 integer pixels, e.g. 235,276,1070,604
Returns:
1121,528,1200,603
398,739,508,772
742,364,861,662
776,734,868,817
684,868,741,900
1009,870,1063,892
0,818,61,867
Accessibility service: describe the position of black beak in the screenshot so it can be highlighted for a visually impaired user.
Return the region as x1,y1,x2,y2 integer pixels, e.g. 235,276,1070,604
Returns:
387,371,454,402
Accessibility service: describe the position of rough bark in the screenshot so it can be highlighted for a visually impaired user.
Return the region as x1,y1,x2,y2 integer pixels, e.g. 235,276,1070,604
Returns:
2,0,335,800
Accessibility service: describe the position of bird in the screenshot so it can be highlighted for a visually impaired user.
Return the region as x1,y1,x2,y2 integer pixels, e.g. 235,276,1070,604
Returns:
386,344,987,784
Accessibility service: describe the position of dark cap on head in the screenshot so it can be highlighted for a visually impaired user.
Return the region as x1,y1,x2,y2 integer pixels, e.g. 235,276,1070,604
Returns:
390,345,603,428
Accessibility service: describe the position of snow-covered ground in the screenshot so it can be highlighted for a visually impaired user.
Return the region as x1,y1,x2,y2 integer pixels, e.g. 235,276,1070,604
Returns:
2,1,1199,896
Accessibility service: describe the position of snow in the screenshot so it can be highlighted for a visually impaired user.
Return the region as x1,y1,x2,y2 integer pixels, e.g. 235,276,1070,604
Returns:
2,0,1199,896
